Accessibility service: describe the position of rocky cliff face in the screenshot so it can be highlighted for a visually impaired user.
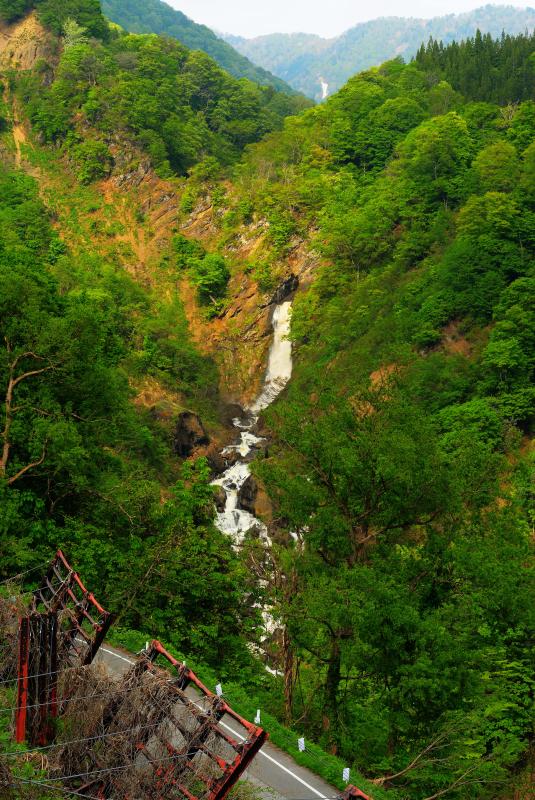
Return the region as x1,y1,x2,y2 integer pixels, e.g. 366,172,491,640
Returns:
0,12,321,417
179,195,320,406
0,13,54,71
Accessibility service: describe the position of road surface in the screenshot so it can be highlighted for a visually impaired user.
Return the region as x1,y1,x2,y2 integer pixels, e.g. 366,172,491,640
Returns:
93,643,339,800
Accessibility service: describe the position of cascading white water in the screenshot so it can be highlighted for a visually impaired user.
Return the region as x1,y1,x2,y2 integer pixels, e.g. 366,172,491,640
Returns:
212,301,293,546
249,302,293,414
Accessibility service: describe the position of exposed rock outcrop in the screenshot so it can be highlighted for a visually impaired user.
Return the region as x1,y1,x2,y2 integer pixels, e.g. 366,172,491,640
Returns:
0,14,54,71
271,274,299,304
237,475,272,521
237,474,257,514
174,412,210,457
206,447,240,478
213,485,227,512
178,196,321,406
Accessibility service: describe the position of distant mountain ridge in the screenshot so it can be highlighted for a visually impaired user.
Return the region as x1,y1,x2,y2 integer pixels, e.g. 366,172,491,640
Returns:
223,4,535,100
100,0,301,95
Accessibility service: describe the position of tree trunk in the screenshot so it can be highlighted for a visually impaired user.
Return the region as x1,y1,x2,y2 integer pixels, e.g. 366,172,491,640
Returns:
283,625,294,725
323,637,341,749
282,568,298,724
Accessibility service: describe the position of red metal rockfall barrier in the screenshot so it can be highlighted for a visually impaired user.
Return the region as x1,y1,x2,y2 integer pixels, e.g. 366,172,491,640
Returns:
16,550,113,744
15,553,268,800
342,786,371,800
32,549,114,667
69,640,268,800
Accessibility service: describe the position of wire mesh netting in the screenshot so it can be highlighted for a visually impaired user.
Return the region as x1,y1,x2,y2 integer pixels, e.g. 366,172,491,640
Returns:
2,554,267,800
32,551,113,669
59,643,267,800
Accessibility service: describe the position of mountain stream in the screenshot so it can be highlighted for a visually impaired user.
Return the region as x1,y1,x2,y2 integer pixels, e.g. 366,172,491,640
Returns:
212,301,293,546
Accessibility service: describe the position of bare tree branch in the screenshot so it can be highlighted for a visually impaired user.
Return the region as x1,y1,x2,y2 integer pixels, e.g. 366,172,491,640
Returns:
420,762,500,800
7,440,47,485
1,342,55,481
372,730,451,785
11,365,54,390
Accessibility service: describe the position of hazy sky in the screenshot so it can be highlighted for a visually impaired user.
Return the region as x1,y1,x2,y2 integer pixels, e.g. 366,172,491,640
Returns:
167,0,511,38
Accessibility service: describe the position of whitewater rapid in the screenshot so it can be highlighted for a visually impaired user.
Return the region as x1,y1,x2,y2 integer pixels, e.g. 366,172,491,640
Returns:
212,301,293,546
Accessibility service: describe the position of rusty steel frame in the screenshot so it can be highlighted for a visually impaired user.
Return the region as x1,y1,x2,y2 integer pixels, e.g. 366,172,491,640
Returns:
341,786,371,800
16,612,58,745
15,616,30,744
66,640,268,800
14,555,268,800
146,641,268,800
32,549,114,668
15,551,113,745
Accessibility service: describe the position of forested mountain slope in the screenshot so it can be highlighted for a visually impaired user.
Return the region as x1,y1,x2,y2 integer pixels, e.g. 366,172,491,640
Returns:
4,11,308,178
176,32,535,800
415,30,535,104
0,1,534,798
0,0,279,676
225,4,535,100
100,0,306,97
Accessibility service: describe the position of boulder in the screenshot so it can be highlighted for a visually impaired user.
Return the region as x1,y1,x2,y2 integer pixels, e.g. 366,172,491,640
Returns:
206,447,240,477
213,486,227,512
238,475,258,514
271,274,299,305
206,450,227,477
252,485,273,520
174,412,209,458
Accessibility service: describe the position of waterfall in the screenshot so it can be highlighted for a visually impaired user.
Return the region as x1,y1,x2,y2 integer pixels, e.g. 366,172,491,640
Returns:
250,301,293,414
212,301,293,546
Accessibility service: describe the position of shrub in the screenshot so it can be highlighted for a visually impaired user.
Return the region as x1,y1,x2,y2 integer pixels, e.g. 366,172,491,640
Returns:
172,233,205,268
190,253,230,305
73,138,112,183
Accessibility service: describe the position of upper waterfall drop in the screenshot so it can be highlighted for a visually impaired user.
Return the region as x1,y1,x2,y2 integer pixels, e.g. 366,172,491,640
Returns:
249,301,293,415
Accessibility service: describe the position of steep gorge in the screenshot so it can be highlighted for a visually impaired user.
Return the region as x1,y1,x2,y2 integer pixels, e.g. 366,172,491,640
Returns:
0,6,533,799
0,12,316,550
1,11,312,412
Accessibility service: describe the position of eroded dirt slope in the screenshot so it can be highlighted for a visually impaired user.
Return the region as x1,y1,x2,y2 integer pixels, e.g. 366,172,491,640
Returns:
0,14,320,409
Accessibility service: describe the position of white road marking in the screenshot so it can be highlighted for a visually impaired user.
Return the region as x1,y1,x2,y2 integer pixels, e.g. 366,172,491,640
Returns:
99,646,135,665
98,645,329,800
214,719,327,798
255,749,328,798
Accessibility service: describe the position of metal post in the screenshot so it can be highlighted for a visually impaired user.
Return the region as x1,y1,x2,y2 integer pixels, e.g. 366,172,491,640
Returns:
341,786,371,800
15,617,30,743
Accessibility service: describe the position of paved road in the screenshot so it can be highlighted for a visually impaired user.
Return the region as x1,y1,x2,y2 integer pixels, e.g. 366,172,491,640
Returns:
93,643,339,800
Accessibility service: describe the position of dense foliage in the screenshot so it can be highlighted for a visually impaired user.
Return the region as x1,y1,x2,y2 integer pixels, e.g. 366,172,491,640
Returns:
100,0,302,96
0,167,260,674
185,34,534,800
15,23,309,178
416,30,535,104
225,5,535,100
